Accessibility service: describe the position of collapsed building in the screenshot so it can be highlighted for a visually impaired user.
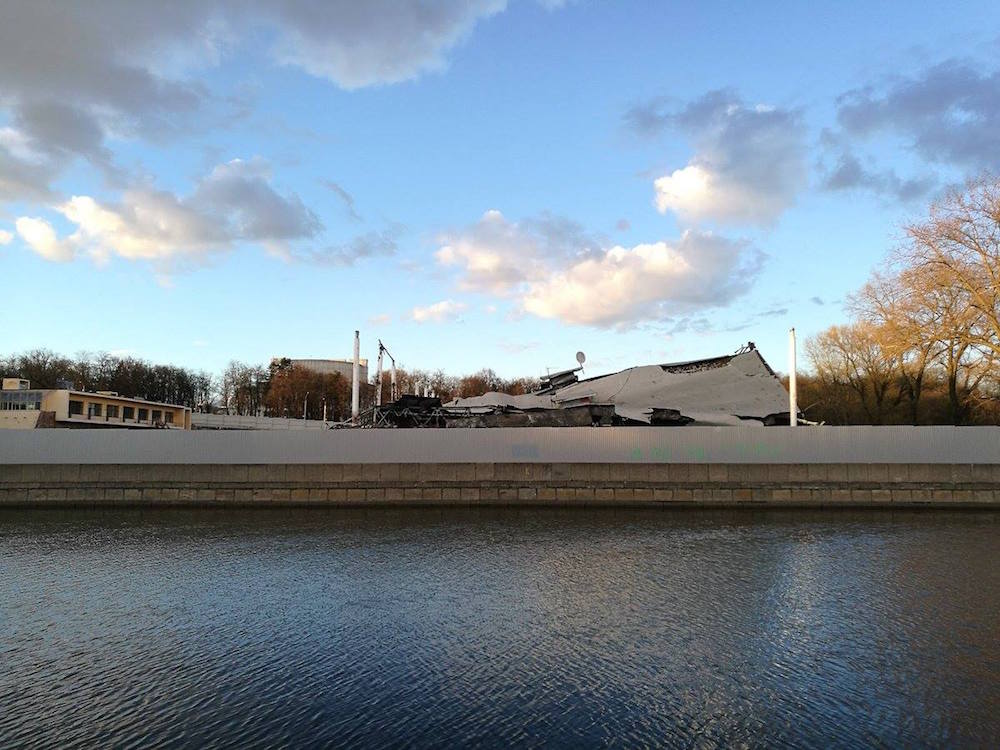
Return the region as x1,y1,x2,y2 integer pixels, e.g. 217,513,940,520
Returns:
370,343,795,428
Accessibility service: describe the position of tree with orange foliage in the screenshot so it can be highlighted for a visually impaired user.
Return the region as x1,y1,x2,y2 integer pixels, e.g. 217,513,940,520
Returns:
264,362,351,421
806,323,902,424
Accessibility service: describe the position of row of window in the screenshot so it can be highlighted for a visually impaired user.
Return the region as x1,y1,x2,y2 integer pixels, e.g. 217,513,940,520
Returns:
68,400,175,424
1,391,43,411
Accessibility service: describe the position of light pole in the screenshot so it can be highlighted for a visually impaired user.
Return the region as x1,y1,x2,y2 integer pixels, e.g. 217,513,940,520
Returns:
303,391,309,421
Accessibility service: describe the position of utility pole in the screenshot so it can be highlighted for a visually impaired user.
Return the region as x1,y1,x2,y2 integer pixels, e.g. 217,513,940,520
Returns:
303,391,309,421
789,328,798,427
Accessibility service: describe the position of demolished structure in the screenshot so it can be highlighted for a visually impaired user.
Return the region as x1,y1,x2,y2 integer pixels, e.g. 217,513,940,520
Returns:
370,343,795,428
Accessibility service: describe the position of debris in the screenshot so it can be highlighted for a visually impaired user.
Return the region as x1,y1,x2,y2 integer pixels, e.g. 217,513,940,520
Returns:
367,343,794,428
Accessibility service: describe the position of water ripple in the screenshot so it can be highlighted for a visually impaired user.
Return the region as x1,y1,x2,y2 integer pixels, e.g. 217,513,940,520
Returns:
1,508,998,748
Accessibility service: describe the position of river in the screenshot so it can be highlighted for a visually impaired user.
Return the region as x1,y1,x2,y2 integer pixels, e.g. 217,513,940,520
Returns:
1,508,997,748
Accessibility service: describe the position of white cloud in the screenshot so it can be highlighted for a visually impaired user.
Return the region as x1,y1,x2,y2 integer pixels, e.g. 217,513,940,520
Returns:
13,157,322,269
436,209,602,295
436,210,763,328
411,299,468,323
654,165,720,218
0,229,12,245
436,210,528,294
60,193,227,262
15,217,75,262
523,231,761,327
641,90,806,226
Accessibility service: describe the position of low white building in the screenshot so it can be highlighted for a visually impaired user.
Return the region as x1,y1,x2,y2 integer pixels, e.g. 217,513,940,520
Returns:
0,378,192,430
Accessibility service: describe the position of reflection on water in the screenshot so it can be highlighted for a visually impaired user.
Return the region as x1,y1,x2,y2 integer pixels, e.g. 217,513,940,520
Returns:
1,508,998,748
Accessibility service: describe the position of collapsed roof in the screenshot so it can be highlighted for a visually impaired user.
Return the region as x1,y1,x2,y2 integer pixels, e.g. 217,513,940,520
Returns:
445,344,793,426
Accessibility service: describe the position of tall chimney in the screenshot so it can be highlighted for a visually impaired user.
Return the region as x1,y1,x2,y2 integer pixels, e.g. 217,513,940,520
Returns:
789,327,798,427
352,330,360,423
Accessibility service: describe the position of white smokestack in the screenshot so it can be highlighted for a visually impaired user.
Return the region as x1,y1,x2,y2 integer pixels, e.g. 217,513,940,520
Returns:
352,330,360,423
789,327,798,427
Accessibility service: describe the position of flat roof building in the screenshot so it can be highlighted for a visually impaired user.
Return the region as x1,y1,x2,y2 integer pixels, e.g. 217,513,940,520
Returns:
0,379,192,430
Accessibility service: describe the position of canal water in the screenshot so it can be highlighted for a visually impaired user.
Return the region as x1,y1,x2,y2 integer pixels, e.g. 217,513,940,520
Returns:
1,508,998,748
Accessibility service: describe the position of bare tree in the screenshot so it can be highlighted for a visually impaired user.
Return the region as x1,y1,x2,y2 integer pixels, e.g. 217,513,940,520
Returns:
903,176,1000,358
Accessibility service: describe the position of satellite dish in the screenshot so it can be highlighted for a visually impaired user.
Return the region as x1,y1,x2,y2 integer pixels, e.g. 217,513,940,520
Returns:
576,351,586,365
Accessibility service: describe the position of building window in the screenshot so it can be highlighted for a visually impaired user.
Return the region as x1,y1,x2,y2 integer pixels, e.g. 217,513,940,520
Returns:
2,391,43,411
90,403,102,417
123,406,135,420
164,412,174,424
69,400,83,415
138,408,149,421
152,410,162,423
106,405,119,418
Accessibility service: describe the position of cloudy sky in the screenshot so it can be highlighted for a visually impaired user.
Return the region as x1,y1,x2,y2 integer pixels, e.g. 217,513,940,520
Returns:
2,0,998,377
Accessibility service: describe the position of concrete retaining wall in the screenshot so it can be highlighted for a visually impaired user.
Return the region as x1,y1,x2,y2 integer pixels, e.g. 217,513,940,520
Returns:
2,462,998,508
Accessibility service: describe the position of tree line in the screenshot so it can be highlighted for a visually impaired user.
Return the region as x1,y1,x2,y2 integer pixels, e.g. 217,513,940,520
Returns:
0,350,215,409
214,361,540,420
802,176,1000,425
0,350,541,421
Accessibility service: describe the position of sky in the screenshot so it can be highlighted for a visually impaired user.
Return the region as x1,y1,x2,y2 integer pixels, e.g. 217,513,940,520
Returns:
2,0,998,379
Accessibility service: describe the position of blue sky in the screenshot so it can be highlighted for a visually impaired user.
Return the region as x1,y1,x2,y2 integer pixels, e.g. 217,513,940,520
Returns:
1,1,997,378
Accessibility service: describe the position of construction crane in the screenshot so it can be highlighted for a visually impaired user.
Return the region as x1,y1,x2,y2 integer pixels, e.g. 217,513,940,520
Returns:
374,339,398,407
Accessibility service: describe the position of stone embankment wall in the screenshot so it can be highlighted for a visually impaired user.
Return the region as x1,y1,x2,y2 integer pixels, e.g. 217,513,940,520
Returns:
3,428,999,508
2,462,999,508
